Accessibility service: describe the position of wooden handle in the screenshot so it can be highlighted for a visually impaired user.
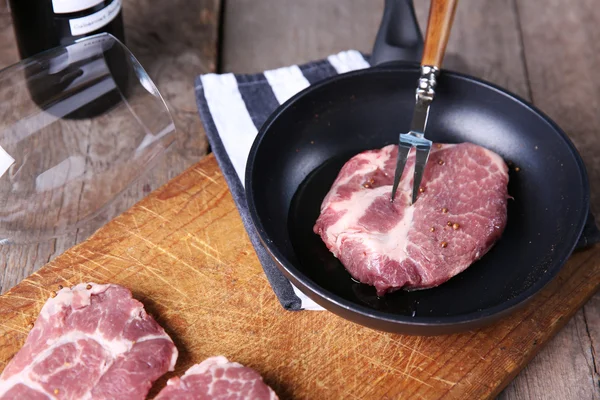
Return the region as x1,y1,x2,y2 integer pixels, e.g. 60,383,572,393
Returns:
421,0,459,68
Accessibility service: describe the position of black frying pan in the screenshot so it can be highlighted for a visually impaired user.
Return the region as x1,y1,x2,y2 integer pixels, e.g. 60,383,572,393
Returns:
245,0,590,335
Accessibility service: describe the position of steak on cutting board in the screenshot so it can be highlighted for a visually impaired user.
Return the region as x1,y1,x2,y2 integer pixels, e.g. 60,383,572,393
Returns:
155,356,278,400
314,143,509,296
0,283,178,400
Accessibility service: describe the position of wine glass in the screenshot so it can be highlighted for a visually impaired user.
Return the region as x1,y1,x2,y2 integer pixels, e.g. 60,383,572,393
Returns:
0,33,176,244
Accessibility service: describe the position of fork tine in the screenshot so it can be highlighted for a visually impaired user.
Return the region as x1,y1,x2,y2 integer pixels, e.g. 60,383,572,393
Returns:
391,141,412,202
411,142,432,204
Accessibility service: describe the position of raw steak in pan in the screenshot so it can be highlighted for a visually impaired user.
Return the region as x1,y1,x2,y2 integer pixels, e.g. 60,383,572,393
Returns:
0,283,178,400
314,143,509,296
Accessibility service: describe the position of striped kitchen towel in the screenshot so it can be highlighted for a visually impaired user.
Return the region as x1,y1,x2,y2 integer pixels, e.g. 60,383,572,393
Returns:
194,50,370,311
194,50,600,312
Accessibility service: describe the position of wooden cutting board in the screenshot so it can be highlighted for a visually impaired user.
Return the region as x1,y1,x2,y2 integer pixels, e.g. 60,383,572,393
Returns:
0,154,598,399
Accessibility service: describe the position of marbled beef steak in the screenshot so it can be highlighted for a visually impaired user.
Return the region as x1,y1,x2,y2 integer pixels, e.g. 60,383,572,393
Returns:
0,283,178,400
314,143,509,296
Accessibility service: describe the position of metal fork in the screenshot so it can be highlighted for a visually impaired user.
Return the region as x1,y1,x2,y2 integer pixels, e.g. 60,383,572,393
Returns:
390,66,437,204
390,0,458,204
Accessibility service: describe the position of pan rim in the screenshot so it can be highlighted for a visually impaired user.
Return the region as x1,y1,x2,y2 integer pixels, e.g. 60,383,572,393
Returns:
245,64,591,330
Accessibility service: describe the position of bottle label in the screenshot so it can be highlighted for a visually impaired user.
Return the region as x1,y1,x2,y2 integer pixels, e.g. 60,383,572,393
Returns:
68,0,122,36
52,0,105,14
49,34,115,74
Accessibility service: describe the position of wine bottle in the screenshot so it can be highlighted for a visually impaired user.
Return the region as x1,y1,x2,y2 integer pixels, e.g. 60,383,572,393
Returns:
9,0,126,59
8,0,128,119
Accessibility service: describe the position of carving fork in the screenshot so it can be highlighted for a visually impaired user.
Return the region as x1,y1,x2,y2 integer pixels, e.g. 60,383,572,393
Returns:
391,0,458,204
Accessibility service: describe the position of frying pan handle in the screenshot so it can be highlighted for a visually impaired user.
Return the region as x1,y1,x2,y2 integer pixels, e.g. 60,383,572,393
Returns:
371,0,423,66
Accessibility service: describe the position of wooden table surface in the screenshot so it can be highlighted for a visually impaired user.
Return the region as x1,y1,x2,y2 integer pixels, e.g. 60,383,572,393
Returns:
0,0,598,399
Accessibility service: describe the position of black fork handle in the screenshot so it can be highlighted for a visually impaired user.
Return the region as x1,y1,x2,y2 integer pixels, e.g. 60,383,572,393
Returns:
371,0,423,66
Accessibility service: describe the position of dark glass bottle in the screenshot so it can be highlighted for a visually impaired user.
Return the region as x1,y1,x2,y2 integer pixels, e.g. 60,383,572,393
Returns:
8,0,128,119
9,0,126,59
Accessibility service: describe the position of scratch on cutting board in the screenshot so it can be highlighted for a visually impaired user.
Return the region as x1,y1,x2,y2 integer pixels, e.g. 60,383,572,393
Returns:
373,331,435,361
194,167,219,185
0,322,29,335
141,264,190,299
189,242,223,265
339,390,362,400
3,294,44,305
177,196,200,218
22,278,48,291
9,309,35,320
403,337,422,381
114,221,209,279
161,303,202,315
394,338,434,361
131,214,142,234
185,232,223,266
189,304,249,319
74,260,112,280
42,268,76,287
20,280,49,306
378,335,392,355
183,237,194,256
258,285,268,353
178,187,202,216
182,309,249,336
187,233,221,255
368,373,389,389
200,231,220,254
357,352,433,388
138,293,188,312
432,376,458,387
207,274,261,311
99,253,129,263
74,258,112,279
138,205,169,222
150,197,168,213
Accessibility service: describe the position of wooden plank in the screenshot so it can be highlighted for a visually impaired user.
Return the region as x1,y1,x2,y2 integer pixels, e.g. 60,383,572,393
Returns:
499,0,600,398
222,0,385,73
222,0,529,98
499,310,600,400
0,153,599,399
0,7,18,65
0,0,221,294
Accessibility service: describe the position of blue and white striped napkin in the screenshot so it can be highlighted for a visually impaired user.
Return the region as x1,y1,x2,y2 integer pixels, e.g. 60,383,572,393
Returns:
195,50,370,311
194,50,600,312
